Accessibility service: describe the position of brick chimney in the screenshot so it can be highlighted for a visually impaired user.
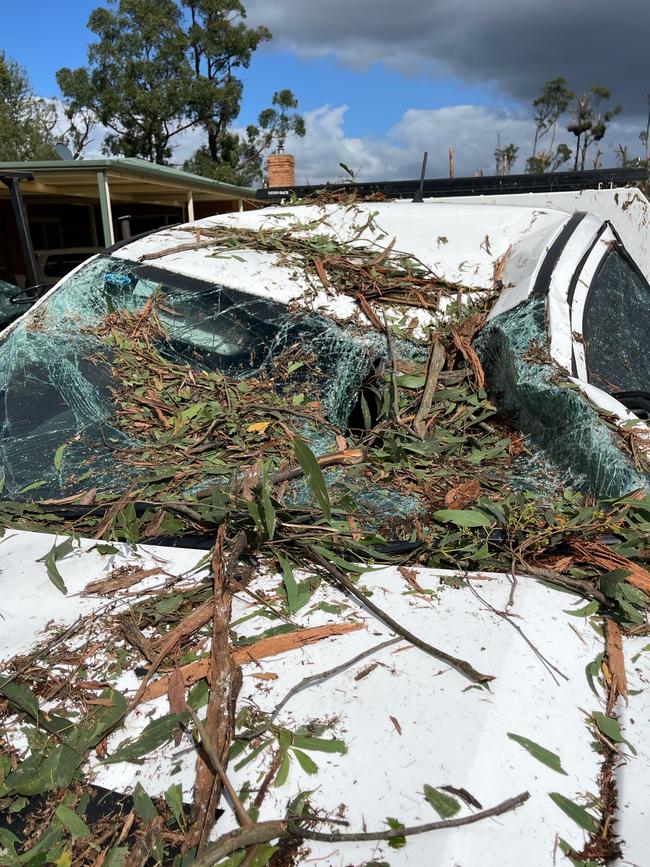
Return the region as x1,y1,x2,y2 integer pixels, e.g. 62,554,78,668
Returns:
267,153,295,188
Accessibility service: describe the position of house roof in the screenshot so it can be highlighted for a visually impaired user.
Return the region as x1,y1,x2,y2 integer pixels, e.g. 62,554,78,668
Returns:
0,157,255,206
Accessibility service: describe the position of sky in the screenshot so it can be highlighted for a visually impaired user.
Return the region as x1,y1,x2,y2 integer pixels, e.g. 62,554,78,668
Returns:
2,0,649,183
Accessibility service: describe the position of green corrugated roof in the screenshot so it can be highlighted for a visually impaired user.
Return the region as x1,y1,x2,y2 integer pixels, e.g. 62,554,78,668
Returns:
0,157,255,198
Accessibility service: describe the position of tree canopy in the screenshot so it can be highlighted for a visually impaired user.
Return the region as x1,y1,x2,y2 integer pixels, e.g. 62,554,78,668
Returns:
0,52,58,161
56,0,303,183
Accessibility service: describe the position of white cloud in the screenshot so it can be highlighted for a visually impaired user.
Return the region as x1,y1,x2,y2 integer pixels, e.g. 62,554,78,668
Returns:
47,98,642,188
282,103,640,186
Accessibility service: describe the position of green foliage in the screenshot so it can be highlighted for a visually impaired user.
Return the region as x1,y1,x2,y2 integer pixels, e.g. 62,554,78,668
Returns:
527,77,574,174
567,86,622,170
56,0,272,166
0,52,57,161
423,784,461,818
507,732,568,774
185,89,306,186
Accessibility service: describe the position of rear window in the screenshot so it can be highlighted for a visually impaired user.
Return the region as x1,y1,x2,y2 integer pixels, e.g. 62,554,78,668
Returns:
583,249,650,394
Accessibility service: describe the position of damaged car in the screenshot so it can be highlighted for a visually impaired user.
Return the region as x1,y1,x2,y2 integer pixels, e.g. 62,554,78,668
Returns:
0,191,649,867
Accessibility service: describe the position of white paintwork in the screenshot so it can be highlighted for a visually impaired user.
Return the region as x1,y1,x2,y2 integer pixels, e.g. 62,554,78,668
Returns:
569,228,615,381
546,214,603,373
115,202,570,324
431,187,650,282
616,636,650,867
0,528,645,865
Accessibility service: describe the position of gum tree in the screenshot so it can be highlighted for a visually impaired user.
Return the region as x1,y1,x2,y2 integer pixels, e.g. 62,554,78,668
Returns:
0,52,57,161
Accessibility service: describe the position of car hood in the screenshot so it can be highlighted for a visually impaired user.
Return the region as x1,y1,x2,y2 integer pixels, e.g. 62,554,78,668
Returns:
1,527,647,866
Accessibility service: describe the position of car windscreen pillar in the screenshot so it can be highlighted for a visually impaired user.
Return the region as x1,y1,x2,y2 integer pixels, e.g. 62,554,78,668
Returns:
97,171,115,247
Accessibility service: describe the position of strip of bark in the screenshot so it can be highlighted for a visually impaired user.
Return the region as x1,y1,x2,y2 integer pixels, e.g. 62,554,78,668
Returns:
605,619,628,700
414,339,446,438
450,324,485,390
186,526,242,854
571,539,650,595
141,621,364,702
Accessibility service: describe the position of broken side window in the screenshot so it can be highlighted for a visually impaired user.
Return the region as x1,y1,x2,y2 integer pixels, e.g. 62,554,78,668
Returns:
583,249,650,396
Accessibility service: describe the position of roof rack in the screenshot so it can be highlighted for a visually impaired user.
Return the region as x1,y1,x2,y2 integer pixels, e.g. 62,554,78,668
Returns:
256,166,648,203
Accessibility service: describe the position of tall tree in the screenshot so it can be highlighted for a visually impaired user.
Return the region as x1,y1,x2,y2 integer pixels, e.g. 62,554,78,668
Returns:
57,0,194,164
567,86,622,171
181,0,270,165
494,139,519,175
56,0,270,166
185,88,305,185
0,52,58,161
527,77,573,174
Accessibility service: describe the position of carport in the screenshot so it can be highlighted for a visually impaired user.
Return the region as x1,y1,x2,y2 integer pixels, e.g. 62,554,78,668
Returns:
0,158,257,287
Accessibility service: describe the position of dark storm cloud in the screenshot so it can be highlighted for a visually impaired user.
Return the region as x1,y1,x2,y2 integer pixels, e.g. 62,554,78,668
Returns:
245,0,650,119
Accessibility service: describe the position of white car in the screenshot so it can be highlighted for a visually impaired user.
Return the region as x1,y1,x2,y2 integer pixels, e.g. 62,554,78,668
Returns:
0,189,648,866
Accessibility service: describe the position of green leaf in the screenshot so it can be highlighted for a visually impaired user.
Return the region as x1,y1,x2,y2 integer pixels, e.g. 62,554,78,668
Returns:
292,735,347,754
563,600,599,618
507,733,567,775
95,543,119,555
423,784,461,818
5,744,81,796
132,782,158,823
72,690,127,751
37,536,75,595
105,712,189,764
164,783,186,830
0,679,40,720
432,509,492,528
104,847,129,867
54,444,68,472
548,793,598,832
274,753,290,787
260,465,276,541
293,438,331,520
55,805,90,838
592,712,624,743
599,569,631,598
278,553,299,615
385,817,406,848
292,748,319,775
395,374,426,389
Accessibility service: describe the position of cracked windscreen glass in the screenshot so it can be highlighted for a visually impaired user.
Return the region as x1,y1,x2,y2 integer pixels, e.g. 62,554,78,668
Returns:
0,254,378,501
584,249,650,396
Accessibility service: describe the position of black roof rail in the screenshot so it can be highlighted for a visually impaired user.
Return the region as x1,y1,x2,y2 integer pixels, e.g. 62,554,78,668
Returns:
256,167,648,204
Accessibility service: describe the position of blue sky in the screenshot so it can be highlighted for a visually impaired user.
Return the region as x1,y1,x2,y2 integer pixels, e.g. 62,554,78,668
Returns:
2,0,511,138
2,0,645,181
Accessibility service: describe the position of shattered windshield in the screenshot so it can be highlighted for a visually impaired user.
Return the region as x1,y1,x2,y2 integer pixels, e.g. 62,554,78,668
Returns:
0,255,377,502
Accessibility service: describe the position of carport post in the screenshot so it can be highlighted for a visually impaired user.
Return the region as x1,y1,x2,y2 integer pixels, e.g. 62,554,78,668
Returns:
97,171,115,247
187,189,195,222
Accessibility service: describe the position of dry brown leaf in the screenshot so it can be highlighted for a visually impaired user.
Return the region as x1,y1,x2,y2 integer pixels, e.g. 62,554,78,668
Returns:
444,479,481,510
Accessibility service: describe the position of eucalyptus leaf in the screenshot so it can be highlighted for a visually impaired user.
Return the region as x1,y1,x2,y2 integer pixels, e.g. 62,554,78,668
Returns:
423,784,461,818
507,733,567,774
548,792,598,833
